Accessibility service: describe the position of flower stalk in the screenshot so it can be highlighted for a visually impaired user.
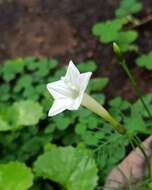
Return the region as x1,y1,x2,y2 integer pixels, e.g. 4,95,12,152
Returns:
47,61,126,134
131,135,152,179
113,42,152,179
82,93,126,134
113,42,152,119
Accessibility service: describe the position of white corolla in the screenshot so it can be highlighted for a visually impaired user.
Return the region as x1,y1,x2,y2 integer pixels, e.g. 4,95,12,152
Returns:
47,60,126,134
47,61,92,116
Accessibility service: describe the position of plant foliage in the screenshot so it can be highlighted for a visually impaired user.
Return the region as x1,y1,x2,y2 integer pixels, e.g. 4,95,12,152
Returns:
136,51,152,70
0,162,33,190
34,145,98,190
92,0,142,52
115,0,143,18
0,0,151,187
0,57,108,189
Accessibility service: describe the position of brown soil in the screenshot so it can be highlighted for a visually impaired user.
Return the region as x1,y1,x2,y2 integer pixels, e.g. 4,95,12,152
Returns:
0,0,152,101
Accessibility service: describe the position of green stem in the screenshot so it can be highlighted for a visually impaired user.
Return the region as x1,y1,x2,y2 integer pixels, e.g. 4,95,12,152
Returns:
135,135,152,179
82,93,126,134
113,42,152,119
120,59,152,118
113,43,152,180
131,134,152,179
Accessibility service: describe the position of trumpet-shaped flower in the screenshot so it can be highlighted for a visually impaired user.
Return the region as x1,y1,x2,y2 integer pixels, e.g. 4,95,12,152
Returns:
47,60,126,134
47,61,92,116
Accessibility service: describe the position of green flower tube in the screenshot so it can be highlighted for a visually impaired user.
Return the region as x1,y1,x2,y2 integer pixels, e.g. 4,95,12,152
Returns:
82,93,126,134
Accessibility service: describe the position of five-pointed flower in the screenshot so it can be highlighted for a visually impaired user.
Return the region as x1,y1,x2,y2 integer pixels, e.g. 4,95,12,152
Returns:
47,61,92,116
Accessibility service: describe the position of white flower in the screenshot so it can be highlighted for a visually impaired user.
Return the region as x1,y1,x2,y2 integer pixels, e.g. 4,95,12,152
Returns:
47,60,92,116
47,60,126,134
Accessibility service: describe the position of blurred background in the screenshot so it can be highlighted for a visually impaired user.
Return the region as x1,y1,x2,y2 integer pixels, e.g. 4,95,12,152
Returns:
0,1,152,189
0,0,152,101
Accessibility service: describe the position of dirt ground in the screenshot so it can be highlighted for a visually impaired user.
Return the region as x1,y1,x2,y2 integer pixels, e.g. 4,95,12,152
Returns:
0,0,152,101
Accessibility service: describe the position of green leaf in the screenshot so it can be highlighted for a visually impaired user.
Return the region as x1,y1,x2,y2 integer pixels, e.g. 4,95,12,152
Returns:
25,57,58,74
87,116,99,129
23,86,39,100
2,58,25,81
109,97,130,122
117,30,138,43
0,162,33,190
115,0,143,18
34,146,98,190
132,93,152,118
18,136,50,161
44,124,56,134
77,60,97,72
35,84,46,95
76,107,92,118
75,123,87,135
0,115,11,131
34,59,50,78
116,30,138,52
48,58,59,69
41,94,53,112
136,51,152,70
96,132,126,180
53,114,72,130
25,57,38,71
109,96,130,110
62,132,80,146
125,109,146,134
89,77,109,92
14,75,33,93
54,68,66,79
92,19,124,43
9,100,43,127
92,94,105,105
0,84,10,101
82,131,99,146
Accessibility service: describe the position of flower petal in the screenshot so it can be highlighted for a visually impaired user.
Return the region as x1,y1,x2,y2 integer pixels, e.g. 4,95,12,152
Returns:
68,94,84,110
47,80,72,99
64,60,80,87
79,72,92,92
47,60,92,116
48,98,74,116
